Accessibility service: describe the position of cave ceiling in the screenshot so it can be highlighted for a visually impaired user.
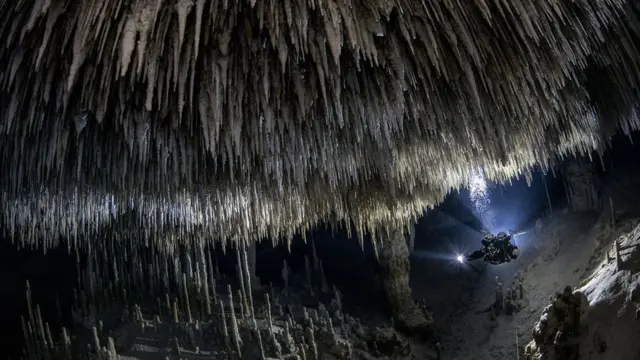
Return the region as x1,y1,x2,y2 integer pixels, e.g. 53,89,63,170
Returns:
0,0,639,250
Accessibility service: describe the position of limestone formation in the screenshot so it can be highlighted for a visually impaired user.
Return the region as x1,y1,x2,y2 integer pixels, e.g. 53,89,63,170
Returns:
524,287,588,360
564,157,602,212
1,1,640,254
377,227,432,333
2,1,640,357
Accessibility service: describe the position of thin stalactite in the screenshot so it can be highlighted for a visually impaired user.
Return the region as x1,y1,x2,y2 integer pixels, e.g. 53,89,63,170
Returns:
0,1,639,251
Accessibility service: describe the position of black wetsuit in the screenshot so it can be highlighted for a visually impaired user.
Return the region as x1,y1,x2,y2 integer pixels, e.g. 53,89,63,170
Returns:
465,234,518,264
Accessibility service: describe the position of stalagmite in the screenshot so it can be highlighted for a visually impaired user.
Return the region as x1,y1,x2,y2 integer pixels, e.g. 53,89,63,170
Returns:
172,299,179,324
107,337,117,359
306,320,319,360
227,285,242,356
235,248,250,316
165,294,171,318
171,337,181,357
283,321,293,352
25,281,34,323
92,326,100,354
319,261,330,293
61,328,71,358
246,242,260,289
237,289,245,320
198,245,212,316
255,326,266,360
182,273,193,323
211,276,217,307
377,227,432,333
219,300,230,352
311,239,320,273
265,293,274,336
35,306,47,350
21,317,31,357
304,256,314,296
333,285,342,314
282,260,290,295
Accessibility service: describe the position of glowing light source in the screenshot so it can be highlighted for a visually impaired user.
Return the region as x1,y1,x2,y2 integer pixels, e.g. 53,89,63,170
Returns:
456,254,464,263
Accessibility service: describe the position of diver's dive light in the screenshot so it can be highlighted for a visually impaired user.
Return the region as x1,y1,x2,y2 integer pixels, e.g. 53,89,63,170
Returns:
456,254,465,263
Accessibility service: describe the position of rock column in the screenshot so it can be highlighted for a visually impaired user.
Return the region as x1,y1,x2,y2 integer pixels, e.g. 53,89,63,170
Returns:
564,156,601,212
377,227,432,333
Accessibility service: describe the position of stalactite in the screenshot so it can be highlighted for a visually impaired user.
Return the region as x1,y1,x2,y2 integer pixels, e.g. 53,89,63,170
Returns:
1,0,638,252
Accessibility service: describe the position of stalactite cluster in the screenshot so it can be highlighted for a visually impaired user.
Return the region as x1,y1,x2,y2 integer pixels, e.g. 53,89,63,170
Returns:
1,1,640,247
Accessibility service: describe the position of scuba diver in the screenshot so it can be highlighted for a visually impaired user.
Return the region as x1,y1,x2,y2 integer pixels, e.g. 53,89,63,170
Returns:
461,231,520,265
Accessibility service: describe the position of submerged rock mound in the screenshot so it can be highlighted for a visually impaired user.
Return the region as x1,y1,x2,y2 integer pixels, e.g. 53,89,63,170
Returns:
525,222,640,360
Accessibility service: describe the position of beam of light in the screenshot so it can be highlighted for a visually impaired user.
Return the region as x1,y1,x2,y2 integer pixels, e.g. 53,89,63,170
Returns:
411,250,458,261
